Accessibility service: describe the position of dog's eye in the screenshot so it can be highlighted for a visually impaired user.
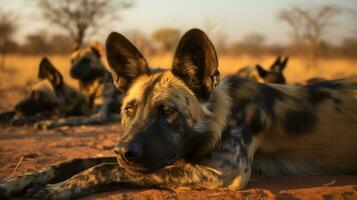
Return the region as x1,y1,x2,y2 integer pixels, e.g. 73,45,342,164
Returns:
124,105,134,114
161,105,178,118
31,91,42,99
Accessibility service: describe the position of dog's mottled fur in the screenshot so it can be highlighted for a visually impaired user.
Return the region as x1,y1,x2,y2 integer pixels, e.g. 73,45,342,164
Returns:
1,29,357,200
0,57,91,126
237,55,288,84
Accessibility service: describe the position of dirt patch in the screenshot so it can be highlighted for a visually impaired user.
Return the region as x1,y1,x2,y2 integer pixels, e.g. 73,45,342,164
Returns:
1,125,356,200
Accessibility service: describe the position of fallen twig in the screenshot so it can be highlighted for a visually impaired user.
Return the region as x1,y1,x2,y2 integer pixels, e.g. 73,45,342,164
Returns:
323,179,336,186
10,155,24,177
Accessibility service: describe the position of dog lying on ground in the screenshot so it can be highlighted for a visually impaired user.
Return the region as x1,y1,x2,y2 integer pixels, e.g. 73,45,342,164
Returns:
1,29,356,200
0,57,91,126
237,55,288,84
22,44,123,129
33,44,124,129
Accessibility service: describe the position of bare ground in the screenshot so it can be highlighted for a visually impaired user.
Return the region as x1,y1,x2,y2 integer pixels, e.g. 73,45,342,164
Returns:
0,124,356,200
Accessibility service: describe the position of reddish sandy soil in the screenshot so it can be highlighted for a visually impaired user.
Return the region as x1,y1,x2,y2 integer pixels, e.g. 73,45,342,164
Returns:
0,124,356,200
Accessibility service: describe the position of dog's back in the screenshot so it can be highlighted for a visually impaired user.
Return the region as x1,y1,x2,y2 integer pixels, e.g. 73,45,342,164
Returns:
248,79,357,176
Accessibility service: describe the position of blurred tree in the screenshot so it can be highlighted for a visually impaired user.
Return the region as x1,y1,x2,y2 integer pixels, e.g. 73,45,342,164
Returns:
21,31,72,55
38,0,133,47
278,9,304,47
352,9,357,36
152,28,181,52
242,33,265,47
229,32,266,57
278,5,341,67
0,9,17,69
318,40,335,58
340,37,357,59
48,34,72,54
23,31,50,55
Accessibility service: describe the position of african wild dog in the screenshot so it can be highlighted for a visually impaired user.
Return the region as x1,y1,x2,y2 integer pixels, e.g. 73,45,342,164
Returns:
1,29,357,200
0,57,91,126
237,55,288,84
70,43,122,119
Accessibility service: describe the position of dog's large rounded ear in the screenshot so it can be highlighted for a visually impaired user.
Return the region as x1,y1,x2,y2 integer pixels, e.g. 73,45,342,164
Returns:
273,55,282,66
106,32,149,93
172,28,219,101
91,47,101,58
90,42,103,58
256,64,268,78
280,56,289,71
271,55,288,72
38,57,63,88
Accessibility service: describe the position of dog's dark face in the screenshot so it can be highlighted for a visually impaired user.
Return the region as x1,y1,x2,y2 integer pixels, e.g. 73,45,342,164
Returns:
70,45,106,83
256,56,288,84
106,29,220,173
15,58,61,116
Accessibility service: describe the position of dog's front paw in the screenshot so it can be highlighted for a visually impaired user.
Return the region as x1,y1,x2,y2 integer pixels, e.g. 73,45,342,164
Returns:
34,120,51,130
25,184,46,198
0,177,26,198
0,181,10,200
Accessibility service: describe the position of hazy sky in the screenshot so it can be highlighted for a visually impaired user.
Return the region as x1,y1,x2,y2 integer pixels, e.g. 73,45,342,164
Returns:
3,0,356,45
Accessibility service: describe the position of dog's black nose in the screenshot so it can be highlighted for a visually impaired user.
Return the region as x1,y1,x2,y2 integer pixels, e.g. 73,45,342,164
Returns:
114,142,142,162
70,66,80,77
14,101,24,112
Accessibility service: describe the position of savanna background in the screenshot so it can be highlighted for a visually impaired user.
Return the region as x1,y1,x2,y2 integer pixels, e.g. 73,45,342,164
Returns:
0,0,357,199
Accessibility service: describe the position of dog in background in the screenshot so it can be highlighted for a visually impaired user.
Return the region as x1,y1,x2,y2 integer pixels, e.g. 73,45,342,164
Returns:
237,55,288,84
33,43,122,129
0,57,91,126
70,42,122,120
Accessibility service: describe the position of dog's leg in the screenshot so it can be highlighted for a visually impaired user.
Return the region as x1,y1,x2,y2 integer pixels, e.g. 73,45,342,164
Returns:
25,127,258,199
0,157,115,197
35,117,105,129
0,111,16,125
27,163,121,200
35,115,120,129
26,162,226,200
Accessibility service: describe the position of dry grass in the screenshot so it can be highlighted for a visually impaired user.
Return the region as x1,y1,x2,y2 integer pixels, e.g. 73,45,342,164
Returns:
0,54,356,112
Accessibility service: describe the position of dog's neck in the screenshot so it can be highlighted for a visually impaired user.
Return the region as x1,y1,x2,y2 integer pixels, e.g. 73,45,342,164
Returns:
79,79,104,105
191,79,233,160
